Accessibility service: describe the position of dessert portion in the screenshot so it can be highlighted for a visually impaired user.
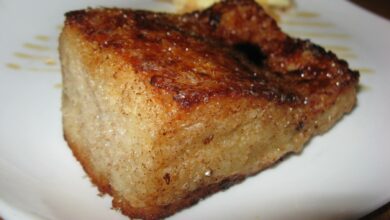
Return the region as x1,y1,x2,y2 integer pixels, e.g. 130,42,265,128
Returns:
59,0,358,219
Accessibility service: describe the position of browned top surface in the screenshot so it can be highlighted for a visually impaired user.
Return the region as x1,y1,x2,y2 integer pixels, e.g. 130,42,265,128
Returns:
65,0,358,108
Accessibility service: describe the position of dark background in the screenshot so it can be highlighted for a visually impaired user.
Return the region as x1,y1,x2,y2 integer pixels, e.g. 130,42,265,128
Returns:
351,0,390,20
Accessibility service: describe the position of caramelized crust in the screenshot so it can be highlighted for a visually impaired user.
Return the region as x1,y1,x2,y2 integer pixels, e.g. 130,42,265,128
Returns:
61,0,359,219
65,0,358,109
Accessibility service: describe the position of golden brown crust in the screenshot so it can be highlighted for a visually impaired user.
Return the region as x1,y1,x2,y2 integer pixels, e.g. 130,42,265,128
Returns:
64,0,358,109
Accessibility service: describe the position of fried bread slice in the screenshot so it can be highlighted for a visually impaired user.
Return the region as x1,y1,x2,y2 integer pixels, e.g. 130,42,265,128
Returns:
60,0,358,219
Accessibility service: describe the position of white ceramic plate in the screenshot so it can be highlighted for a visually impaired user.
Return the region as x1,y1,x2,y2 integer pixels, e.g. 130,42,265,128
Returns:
0,0,389,219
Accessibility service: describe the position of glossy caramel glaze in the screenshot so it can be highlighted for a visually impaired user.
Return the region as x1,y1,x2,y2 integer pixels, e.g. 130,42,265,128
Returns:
65,0,358,108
